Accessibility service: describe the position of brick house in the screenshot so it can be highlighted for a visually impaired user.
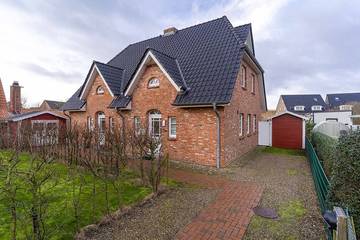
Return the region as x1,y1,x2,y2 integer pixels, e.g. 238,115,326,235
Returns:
62,16,267,167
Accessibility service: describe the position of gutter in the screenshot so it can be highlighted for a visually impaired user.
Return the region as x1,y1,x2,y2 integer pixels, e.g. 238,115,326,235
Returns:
212,103,221,169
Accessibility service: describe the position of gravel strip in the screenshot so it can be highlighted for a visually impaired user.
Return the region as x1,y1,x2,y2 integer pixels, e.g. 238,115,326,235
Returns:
85,187,218,240
224,148,325,240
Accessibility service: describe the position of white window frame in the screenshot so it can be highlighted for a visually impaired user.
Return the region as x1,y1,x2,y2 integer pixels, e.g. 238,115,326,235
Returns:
31,120,59,146
339,105,352,111
148,78,160,88
239,113,244,137
168,117,177,138
247,114,251,134
311,105,322,111
241,66,247,88
109,117,114,132
251,74,255,93
253,114,257,133
294,105,305,111
134,116,141,135
96,86,104,95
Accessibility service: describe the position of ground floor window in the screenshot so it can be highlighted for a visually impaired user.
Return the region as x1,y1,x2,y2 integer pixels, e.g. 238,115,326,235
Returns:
168,117,176,138
239,113,244,136
149,110,161,138
31,120,59,146
247,114,251,134
253,114,257,133
134,116,141,135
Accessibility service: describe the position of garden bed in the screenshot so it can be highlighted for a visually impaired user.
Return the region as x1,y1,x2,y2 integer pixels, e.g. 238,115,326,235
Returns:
0,150,152,239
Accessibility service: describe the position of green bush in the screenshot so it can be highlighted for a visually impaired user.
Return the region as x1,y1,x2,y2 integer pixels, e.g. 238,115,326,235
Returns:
328,131,360,237
312,132,337,175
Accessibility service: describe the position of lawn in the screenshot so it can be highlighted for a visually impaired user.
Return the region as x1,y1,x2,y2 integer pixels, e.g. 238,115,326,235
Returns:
0,150,151,240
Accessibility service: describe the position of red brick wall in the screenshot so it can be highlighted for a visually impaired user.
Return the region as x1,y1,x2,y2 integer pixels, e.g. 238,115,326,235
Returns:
68,58,264,167
222,60,263,165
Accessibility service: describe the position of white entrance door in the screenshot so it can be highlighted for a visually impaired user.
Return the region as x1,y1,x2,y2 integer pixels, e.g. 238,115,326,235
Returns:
97,112,106,145
149,112,161,154
258,120,272,146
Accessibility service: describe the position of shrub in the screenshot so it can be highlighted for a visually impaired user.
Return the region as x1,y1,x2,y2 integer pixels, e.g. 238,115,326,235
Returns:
328,130,360,237
312,132,337,175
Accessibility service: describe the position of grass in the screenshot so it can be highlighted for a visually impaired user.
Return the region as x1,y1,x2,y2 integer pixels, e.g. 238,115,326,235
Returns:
247,200,307,240
0,150,152,240
261,147,305,156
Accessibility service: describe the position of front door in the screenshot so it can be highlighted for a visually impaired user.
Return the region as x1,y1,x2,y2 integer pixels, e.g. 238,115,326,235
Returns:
97,112,106,145
149,112,161,154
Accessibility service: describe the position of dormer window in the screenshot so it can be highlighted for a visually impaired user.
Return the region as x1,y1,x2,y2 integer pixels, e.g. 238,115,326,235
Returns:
96,86,104,95
311,105,322,111
339,105,352,111
294,105,305,111
148,78,160,88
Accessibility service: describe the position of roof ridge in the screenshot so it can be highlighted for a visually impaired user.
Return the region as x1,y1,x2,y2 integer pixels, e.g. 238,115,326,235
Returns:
94,60,124,71
234,23,251,29
327,92,360,95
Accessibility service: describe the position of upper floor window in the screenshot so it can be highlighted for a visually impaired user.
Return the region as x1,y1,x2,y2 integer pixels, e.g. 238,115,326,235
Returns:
240,66,247,88
168,117,177,138
148,78,160,88
96,86,104,95
339,105,352,111
311,105,323,111
294,105,305,111
251,74,256,94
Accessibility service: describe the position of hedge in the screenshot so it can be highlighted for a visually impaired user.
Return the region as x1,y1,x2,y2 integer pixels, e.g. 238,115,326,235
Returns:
312,132,337,176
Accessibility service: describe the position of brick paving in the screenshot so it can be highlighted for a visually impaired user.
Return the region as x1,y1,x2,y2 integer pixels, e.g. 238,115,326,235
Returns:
169,169,263,240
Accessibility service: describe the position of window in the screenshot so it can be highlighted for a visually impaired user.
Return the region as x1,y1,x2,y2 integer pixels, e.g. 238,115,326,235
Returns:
311,105,322,111
253,115,257,133
241,66,247,88
134,116,141,135
339,105,352,111
326,118,338,122
239,113,244,137
96,86,104,95
109,117,114,132
168,117,176,138
148,78,160,88
247,114,251,134
251,74,256,93
97,112,106,145
294,105,305,111
87,116,94,131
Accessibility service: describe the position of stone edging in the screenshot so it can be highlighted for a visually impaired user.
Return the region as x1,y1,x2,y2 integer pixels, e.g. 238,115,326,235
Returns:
75,189,165,239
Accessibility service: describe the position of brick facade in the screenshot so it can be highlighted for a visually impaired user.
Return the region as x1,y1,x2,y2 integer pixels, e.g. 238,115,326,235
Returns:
68,57,264,167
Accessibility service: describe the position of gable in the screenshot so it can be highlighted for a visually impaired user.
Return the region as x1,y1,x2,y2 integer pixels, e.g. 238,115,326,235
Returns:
124,50,182,96
80,64,114,100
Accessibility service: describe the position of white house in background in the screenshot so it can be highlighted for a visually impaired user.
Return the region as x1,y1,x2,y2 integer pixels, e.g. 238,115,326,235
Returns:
313,111,353,125
276,94,327,117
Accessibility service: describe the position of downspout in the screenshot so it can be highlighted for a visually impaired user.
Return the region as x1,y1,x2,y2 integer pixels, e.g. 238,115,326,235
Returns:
116,108,126,143
212,103,221,169
63,110,71,129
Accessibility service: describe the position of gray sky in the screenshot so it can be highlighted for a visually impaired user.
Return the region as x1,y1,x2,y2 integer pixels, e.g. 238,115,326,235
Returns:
1,0,359,109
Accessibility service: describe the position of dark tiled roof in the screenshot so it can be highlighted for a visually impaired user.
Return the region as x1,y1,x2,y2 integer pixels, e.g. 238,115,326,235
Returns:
44,100,65,110
233,23,251,44
63,16,261,110
94,61,124,95
109,95,131,108
61,87,85,111
282,94,327,113
326,93,360,108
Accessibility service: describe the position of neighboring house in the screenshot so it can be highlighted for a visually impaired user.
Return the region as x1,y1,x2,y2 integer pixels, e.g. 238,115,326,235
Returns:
276,94,327,117
326,92,360,111
40,100,65,111
0,80,67,145
62,16,267,167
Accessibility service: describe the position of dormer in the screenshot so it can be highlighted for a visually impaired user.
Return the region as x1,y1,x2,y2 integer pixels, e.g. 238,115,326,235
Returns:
294,105,305,111
311,105,323,111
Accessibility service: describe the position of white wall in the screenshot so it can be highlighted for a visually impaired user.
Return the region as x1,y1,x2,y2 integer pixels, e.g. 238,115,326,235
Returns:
313,111,353,125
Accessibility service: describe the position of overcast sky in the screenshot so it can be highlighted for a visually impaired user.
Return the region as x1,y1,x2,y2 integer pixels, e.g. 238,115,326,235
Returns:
1,0,359,109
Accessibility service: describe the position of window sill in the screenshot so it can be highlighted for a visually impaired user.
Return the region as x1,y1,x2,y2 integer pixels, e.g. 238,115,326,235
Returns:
239,135,245,140
168,137,177,141
241,86,247,90
251,92,255,95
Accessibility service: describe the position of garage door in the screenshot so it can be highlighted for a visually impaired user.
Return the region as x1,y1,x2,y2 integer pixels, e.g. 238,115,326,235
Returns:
272,114,302,149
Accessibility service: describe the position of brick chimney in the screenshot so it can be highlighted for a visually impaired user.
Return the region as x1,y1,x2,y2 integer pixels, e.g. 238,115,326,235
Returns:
10,81,22,114
163,27,178,36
